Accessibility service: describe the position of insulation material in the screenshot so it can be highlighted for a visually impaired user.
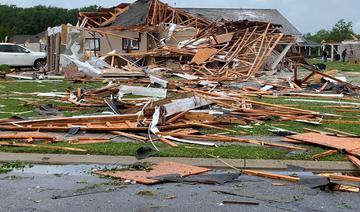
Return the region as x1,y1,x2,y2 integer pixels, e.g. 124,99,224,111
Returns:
118,85,167,98
60,55,101,78
164,96,212,117
64,27,85,58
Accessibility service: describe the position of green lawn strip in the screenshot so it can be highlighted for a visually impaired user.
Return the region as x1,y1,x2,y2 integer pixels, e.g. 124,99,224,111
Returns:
0,80,105,93
0,81,107,119
310,59,360,72
248,96,360,135
0,141,347,161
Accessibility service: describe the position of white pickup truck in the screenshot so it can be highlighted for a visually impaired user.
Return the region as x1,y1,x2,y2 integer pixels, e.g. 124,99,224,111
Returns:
0,43,46,70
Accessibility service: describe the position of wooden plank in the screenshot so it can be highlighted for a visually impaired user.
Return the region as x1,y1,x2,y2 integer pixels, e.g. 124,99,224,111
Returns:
158,138,179,148
111,131,147,142
0,142,86,152
286,133,360,157
329,174,360,183
242,170,300,182
347,155,360,168
312,150,338,160
324,128,358,137
211,32,235,44
190,48,218,65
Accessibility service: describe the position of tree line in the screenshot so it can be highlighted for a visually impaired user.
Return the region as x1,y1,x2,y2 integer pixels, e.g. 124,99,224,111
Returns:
0,4,358,44
304,19,359,43
0,4,99,41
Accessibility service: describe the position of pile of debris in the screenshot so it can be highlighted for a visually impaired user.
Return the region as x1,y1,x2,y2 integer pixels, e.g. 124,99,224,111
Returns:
1,0,360,172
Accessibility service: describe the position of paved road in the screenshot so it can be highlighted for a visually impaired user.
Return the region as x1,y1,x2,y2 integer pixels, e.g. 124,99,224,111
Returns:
0,164,358,212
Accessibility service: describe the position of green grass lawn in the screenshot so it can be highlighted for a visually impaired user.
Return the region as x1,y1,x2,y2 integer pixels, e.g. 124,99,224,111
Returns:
0,80,105,119
0,79,359,161
310,58,360,72
0,141,346,161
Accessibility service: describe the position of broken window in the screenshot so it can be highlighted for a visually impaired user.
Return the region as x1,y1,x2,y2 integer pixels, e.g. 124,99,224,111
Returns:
122,38,139,50
85,38,100,51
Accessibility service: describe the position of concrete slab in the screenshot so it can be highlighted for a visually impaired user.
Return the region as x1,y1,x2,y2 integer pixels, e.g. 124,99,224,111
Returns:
0,152,357,171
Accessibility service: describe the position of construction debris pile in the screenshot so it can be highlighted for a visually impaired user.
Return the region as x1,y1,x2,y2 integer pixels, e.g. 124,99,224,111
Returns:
1,0,360,178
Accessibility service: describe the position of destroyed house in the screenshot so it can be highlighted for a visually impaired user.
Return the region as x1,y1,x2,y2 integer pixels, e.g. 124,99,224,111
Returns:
46,0,296,79
76,4,302,55
9,32,46,52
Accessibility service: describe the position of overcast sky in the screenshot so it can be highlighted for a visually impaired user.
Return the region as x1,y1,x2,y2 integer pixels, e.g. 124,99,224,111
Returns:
1,0,360,34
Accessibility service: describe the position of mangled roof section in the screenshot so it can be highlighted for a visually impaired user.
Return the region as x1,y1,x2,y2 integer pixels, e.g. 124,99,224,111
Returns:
78,3,130,27
111,0,153,27
80,0,210,30
183,8,302,36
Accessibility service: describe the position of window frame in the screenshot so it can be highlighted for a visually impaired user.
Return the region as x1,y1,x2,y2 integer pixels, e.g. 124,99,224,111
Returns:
85,38,101,51
122,38,140,51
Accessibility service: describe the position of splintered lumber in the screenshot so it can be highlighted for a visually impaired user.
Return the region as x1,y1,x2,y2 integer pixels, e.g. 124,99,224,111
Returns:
158,132,305,150
347,155,360,168
0,142,87,152
312,150,339,160
166,110,189,124
68,138,111,145
94,161,210,185
286,133,360,157
158,138,179,148
334,185,360,193
210,32,235,44
242,170,300,182
111,131,147,142
328,174,360,183
2,114,140,125
0,132,57,141
186,121,236,133
324,128,358,137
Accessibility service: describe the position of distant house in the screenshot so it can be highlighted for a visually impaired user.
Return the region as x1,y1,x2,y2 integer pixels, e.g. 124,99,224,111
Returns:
297,38,322,57
339,40,360,64
9,32,46,52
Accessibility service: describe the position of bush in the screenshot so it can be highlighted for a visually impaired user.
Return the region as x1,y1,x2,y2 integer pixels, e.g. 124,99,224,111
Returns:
0,64,11,73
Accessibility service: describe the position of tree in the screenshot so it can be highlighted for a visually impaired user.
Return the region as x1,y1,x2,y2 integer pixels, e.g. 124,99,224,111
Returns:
328,19,353,42
305,19,354,43
0,4,99,41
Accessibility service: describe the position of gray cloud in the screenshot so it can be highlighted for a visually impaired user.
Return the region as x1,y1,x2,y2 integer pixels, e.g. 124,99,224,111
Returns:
1,0,359,34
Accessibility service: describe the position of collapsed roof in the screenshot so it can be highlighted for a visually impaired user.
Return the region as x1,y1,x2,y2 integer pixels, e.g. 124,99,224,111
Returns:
78,0,302,36
182,8,301,36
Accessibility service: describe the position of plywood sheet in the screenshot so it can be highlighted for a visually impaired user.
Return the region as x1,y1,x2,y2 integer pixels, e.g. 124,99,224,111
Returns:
286,133,360,157
211,32,235,44
94,161,210,185
191,48,218,65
